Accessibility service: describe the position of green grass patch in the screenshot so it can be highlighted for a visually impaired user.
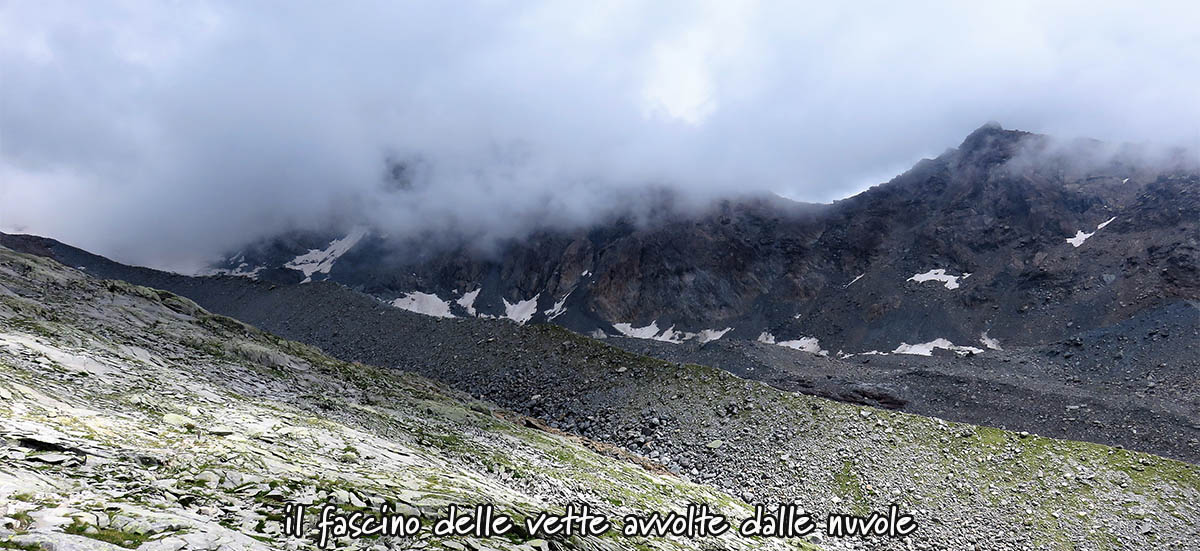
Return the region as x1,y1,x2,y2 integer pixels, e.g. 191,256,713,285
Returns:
65,521,151,549
833,460,868,515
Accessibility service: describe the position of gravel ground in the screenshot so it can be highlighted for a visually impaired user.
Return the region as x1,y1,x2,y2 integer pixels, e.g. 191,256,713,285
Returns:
116,276,1200,550
606,299,1200,464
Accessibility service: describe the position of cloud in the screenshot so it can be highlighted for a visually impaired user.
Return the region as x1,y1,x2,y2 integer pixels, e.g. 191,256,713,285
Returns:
1,1,1198,270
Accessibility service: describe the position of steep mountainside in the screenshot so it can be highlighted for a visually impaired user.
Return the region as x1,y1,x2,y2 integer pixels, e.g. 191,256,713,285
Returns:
3,247,1200,550
2,231,1197,465
207,124,1199,357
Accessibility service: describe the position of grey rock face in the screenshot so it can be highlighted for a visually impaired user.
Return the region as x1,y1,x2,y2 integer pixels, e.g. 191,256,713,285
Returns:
207,126,1198,357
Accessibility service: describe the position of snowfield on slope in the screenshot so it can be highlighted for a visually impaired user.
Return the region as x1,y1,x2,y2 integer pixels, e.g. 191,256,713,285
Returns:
613,321,732,344
391,291,455,318
502,294,540,325
892,338,983,356
456,288,481,316
543,290,571,320
757,331,828,355
979,332,1003,351
284,227,367,282
1066,216,1117,247
205,253,266,279
906,269,969,290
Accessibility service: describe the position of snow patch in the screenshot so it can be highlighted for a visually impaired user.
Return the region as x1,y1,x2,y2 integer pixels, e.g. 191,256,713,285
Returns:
907,269,967,290
892,338,983,356
612,322,732,344
543,291,570,320
980,331,1003,351
756,332,828,356
200,252,266,279
656,326,694,344
1066,230,1094,247
284,227,367,282
391,292,455,319
696,327,732,343
209,262,264,280
456,288,481,316
838,350,888,359
613,321,663,339
1066,217,1116,247
503,294,540,325
844,274,865,288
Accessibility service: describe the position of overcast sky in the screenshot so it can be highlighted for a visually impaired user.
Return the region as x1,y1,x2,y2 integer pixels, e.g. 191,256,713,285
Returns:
2,1,1198,270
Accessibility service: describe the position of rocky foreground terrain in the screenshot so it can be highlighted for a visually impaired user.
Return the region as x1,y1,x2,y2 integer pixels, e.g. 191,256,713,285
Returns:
2,247,1199,550
0,246,812,551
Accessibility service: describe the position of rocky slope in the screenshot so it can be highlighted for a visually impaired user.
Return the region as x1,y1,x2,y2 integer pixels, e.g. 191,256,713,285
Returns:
3,232,1195,465
208,124,1199,358
2,247,1199,550
605,297,1200,464
0,246,810,551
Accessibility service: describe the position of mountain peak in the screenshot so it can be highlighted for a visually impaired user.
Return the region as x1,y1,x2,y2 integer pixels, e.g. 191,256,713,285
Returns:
973,120,1004,132
954,122,1034,166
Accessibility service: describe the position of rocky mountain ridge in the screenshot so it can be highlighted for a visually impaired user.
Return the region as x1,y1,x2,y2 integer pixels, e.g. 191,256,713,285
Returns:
207,124,1199,357
2,219,1197,466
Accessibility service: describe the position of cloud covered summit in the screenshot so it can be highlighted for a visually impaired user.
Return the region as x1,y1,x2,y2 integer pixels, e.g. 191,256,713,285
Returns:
2,1,1198,270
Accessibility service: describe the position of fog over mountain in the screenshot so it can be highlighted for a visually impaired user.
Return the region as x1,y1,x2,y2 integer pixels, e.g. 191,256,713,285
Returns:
2,1,1198,270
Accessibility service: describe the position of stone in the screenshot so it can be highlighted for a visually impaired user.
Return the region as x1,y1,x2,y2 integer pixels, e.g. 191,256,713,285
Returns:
12,532,126,551
26,453,77,465
161,414,196,428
